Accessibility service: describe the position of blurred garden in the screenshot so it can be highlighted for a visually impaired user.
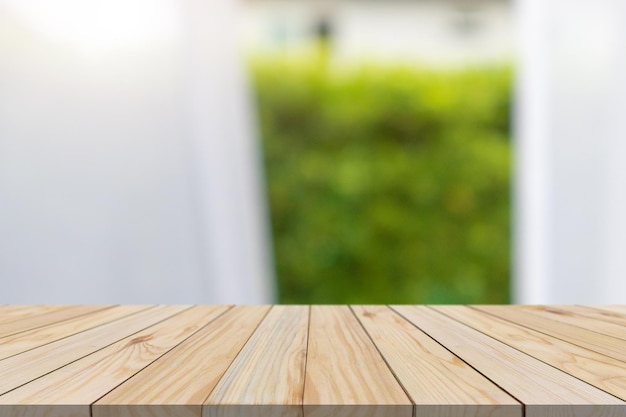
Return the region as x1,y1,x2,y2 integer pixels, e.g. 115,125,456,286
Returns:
251,56,512,304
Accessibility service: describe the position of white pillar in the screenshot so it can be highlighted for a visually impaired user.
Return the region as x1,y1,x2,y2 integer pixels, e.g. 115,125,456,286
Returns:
514,0,551,304
181,0,276,303
515,0,626,303
0,0,275,304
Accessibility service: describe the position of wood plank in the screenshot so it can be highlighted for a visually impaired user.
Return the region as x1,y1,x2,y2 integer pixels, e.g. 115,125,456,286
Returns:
0,305,112,338
0,305,149,360
392,305,625,417
475,305,626,363
204,305,309,417
303,305,412,417
0,304,624,415
516,305,626,340
352,305,520,417
584,305,626,319
0,305,229,417
0,305,187,396
567,305,626,327
0,305,70,325
433,305,626,401
93,305,271,417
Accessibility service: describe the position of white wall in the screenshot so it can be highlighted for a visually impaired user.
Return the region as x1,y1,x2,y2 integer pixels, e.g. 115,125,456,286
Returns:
334,0,513,66
516,0,626,303
0,0,275,304
241,0,514,66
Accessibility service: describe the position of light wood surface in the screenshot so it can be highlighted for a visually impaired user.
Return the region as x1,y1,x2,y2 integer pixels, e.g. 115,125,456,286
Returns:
590,305,626,316
0,305,150,360
93,305,270,417
475,305,626,362
0,305,112,338
0,306,228,417
204,305,308,417
434,305,626,401
0,305,625,417
516,305,626,340
0,305,74,325
392,305,625,417
303,305,412,417
352,305,520,417
571,305,626,327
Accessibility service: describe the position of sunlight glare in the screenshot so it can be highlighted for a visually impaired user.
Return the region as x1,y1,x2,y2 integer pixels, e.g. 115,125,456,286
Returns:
3,0,179,50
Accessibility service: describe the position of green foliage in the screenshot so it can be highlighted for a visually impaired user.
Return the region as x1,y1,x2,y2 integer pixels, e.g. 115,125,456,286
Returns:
251,57,512,304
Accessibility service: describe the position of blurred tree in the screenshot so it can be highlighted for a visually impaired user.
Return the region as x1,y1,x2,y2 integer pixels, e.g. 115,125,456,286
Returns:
252,57,512,304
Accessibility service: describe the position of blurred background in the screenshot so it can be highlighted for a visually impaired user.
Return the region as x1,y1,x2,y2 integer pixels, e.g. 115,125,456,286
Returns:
0,0,624,304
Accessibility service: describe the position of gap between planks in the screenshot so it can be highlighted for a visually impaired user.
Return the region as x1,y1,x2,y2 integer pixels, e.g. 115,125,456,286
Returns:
0,305,625,417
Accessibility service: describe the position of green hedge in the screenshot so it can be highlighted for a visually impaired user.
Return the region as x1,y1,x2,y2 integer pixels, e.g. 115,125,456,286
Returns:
252,58,512,304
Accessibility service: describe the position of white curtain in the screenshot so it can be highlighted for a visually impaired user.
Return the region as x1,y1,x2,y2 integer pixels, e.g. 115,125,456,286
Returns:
0,0,276,303
515,0,626,303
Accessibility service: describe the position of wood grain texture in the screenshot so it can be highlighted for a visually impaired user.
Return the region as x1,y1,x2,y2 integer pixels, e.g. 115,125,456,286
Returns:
516,305,626,340
204,305,309,417
475,305,626,362
392,305,626,417
0,305,71,325
93,305,271,417
0,305,184,396
434,305,626,401
352,305,521,417
0,305,150,360
304,305,412,417
0,305,112,338
0,305,229,417
0,305,625,417
590,305,626,316
571,305,626,327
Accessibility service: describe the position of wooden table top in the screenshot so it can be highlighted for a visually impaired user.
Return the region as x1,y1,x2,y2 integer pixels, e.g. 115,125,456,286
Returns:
0,305,625,417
